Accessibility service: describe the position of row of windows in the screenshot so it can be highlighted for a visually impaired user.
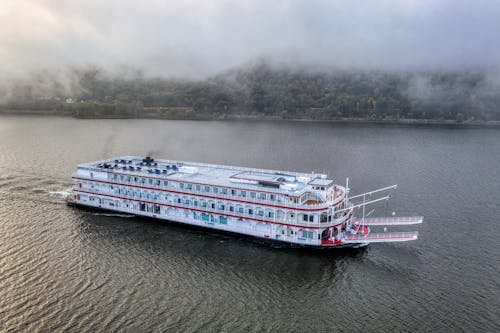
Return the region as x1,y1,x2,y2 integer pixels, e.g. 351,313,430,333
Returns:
111,173,285,203
176,197,276,218
303,213,332,223
81,194,323,240
81,182,337,223
313,186,327,191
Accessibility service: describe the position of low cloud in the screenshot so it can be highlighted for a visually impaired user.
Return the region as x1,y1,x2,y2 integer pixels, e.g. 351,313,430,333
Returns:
1,0,499,78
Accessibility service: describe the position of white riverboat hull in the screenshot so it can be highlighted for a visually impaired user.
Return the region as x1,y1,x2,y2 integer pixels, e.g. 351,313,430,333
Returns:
69,199,370,249
69,156,422,249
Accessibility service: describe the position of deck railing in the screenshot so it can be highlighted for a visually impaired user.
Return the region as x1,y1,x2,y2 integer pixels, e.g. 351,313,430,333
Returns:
73,172,345,210
344,231,418,243
72,184,350,228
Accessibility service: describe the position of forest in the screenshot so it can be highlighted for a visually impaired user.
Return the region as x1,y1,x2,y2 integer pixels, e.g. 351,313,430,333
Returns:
1,62,499,122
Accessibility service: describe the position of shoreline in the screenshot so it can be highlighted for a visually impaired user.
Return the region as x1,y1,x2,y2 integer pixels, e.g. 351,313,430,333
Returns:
1,109,499,128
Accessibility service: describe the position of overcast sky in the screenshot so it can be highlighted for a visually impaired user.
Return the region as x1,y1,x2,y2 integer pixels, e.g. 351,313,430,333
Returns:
1,0,499,78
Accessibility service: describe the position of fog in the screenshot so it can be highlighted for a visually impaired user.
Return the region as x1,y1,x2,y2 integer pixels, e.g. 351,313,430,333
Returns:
1,0,500,78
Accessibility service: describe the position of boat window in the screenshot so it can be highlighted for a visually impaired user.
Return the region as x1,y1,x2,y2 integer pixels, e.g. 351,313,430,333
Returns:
196,185,201,191
180,183,184,189
270,194,275,201
164,180,168,186
187,184,193,190
222,188,228,195
213,187,218,193
211,203,215,209
238,207,244,213
302,230,314,239
260,193,266,200
148,178,153,185
248,208,253,215
204,186,210,192
240,190,246,197
309,215,314,222
303,214,308,221
231,189,236,195
320,213,328,223
229,206,234,212
250,192,256,198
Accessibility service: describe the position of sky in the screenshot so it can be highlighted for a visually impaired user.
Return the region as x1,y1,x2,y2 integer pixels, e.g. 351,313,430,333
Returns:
1,0,500,78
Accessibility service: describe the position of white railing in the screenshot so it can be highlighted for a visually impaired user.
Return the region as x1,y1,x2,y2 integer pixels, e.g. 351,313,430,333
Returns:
73,174,344,210
356,216,423,225
72,184,350,229
74,185,328,246
344,231,418,243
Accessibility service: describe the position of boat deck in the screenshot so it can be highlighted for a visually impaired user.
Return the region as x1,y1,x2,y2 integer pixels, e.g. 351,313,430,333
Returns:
77,156,335,196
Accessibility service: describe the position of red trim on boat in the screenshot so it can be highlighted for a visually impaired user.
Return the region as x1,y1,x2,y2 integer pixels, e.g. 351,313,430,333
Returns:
72,176,344,211
98,170,296,196
73,189,350,229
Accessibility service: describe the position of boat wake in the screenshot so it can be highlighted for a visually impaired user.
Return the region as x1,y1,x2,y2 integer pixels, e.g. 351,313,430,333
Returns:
48,189,72,200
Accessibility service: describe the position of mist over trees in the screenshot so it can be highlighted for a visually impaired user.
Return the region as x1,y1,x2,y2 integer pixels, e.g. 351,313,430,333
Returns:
1,62,499,122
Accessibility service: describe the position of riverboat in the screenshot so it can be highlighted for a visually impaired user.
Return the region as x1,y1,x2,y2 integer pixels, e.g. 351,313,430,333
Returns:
68,156,422,248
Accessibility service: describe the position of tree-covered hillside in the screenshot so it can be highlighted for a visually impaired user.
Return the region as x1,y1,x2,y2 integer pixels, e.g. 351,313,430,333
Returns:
1,62,499,122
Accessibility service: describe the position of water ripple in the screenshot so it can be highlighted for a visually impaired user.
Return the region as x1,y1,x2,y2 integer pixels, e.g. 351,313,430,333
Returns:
0,118,499,332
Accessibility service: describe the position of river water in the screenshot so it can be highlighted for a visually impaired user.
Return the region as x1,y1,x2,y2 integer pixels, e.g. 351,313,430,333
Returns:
0,115,499,332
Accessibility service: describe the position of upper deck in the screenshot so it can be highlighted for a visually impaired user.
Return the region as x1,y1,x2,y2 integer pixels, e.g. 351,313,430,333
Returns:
76,156,337,199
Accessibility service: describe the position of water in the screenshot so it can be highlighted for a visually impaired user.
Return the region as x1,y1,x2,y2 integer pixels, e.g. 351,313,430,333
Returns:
0,115,499,332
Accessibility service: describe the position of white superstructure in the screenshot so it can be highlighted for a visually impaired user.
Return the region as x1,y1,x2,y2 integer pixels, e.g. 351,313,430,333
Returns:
69,156,422,248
